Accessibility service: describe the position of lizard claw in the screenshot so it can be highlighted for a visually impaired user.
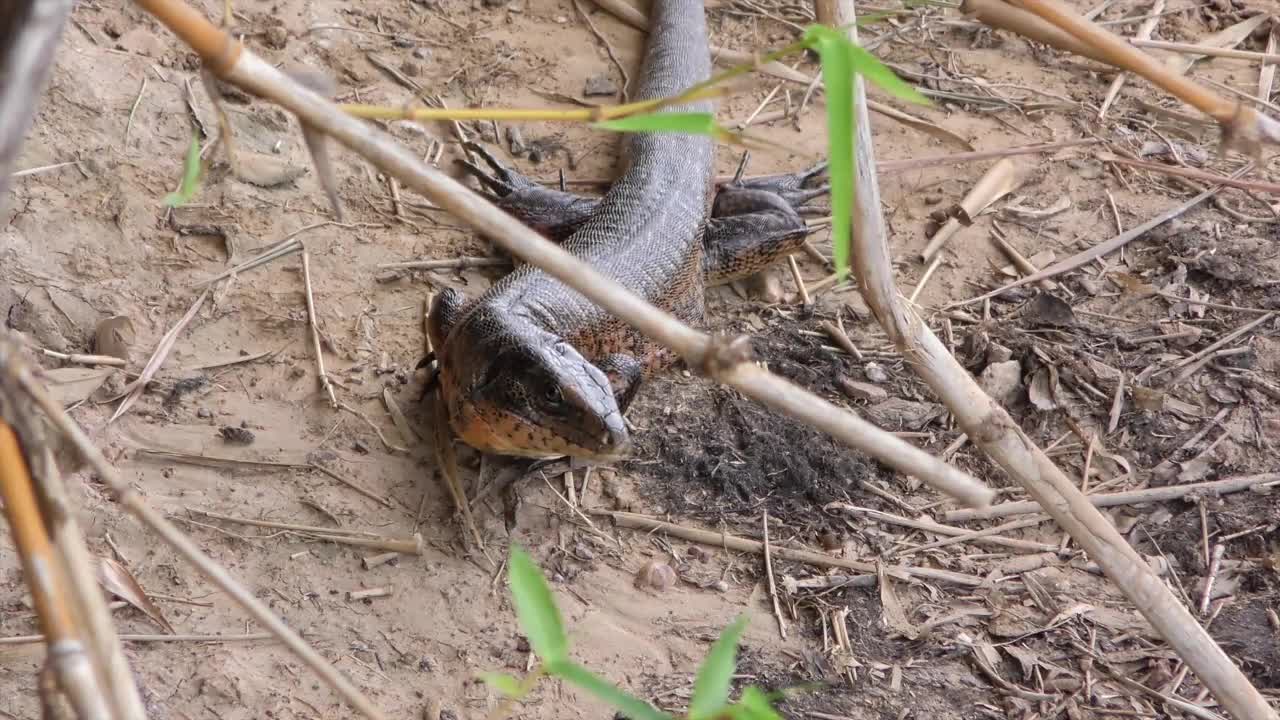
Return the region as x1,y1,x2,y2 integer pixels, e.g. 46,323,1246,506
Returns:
723,155,829,208
457,141,540,199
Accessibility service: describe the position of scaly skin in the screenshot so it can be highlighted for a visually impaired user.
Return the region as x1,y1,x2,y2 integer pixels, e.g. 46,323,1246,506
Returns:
428,0,828,461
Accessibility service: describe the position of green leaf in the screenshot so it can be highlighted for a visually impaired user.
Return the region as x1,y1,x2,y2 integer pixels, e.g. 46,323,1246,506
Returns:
480,672,524,699
846,43,929,105
800,25,855,278
163,134,204,208
547,660,672,720
507,545,569,664
593,111,718,136
800,25,927,105
729,686,783,720
688,615,749,720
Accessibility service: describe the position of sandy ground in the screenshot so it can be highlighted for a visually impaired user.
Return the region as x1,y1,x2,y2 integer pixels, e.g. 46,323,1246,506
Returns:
2,0,1279,718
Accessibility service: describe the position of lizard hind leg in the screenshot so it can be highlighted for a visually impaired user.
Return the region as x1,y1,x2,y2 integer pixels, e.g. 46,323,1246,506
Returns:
723,151,830,210
456,141,600,242
703,187,817,286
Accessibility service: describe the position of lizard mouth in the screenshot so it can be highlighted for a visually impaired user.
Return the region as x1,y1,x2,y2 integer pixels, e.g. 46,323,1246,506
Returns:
452,399,631,462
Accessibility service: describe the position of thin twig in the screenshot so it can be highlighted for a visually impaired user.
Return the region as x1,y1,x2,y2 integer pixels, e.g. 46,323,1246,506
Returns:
1099,0,1164,118
595,510,985,586
573,0,630,101
19,342,127,367
185,509,423,554
1199,543,1225,615
0,632,283,645
1101,154,1280,194
1129,38,1280,63
949,166,1248,307
301,250,338,408
108,287,210,423
762,512,788,639
124,76,148,148
1156,312,1274,382
945,473,1279,522
376,256,510,271
826,504,1056,553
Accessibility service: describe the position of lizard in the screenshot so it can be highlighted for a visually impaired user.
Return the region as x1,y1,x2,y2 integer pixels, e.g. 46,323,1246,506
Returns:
425,0,829,462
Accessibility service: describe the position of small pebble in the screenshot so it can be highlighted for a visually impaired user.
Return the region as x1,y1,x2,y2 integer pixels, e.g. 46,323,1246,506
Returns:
633,561,677,591
864,361,889,383
583,72,619,97
711,580,729,593
262,24,288,49
196,408,212,419
837,377,888,403
986,343,1013,364
979,360,1023,406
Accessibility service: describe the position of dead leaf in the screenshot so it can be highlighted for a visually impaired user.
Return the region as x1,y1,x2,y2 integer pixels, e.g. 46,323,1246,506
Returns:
1165,395,1203,419
382,387,421,446
41,367,115,407
1024,292,1076,327
1001,196,1071,220
97,557,174,634
1131,385,1166,412
862,398,945,431
1165,14,1270,74
973,641,1003,671
1047,602,1095,628
1177,454,1215,483
1081,605,1160,639
997,249,1057,278
1002,644,1042,681
876,563,919,639
1028,367,1059,411
94,315,136,361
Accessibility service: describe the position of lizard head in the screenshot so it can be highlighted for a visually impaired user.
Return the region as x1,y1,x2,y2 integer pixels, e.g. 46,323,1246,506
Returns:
437,322,630,462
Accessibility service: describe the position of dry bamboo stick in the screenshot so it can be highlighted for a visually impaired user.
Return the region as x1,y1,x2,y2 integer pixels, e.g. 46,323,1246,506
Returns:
1012,0,1280,154
0,422,111,720
946,473,1279,522
1130,38,1280,64
1099,0,1165,118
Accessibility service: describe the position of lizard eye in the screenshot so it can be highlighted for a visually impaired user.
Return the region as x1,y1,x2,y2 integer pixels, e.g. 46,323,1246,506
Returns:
544,386,563,405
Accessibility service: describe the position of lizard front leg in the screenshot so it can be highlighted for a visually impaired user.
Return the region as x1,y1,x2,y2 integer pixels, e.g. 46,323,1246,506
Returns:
703,160,829,286
457,141,599,242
